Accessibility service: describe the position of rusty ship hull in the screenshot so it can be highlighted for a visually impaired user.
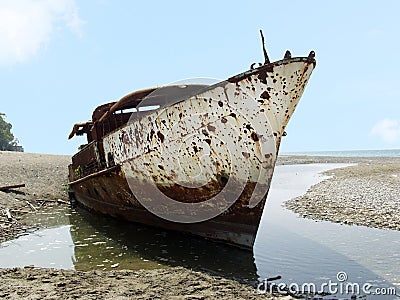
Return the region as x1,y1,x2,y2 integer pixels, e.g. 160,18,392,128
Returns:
68,54,316,249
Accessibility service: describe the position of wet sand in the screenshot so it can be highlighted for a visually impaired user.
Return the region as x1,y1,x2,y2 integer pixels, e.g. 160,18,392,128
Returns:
0,267,271,300
1,151,399,299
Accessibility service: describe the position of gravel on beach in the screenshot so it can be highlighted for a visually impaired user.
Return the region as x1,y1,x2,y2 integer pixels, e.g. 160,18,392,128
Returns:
284,156,400,231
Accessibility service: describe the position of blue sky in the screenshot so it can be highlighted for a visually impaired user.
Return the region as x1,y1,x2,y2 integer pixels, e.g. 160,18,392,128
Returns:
1,0,399,154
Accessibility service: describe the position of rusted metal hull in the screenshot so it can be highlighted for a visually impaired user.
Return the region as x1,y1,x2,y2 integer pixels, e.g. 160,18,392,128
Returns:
70,166,267,248
69,55,316,249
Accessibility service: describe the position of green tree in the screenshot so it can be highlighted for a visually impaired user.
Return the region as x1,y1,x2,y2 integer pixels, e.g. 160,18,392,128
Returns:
0,113,18,151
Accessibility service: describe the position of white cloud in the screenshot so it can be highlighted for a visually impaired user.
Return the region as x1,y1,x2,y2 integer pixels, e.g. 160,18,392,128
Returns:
370,119,400,144
0,0,84,66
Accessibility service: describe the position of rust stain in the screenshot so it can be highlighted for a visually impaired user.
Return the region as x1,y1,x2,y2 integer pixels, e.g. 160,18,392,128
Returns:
260,90,270,100
157,131,165,143
207,124,216,132
250,132,259,142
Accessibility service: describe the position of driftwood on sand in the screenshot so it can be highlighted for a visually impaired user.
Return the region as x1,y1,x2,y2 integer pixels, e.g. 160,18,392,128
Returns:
0,184,25,192
4,208,12,220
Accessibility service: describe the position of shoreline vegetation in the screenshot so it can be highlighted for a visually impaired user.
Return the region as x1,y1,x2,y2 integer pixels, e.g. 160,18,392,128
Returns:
0,151,399,299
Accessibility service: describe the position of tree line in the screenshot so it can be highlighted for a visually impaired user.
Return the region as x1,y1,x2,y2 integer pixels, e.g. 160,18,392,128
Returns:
0,113,22,151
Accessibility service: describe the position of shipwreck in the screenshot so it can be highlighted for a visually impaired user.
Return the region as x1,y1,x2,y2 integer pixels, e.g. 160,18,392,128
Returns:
68,32,316,249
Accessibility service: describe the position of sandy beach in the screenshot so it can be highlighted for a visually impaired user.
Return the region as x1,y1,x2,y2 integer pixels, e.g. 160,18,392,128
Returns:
1,151,399,299
0,267,272,300
0,151,70,242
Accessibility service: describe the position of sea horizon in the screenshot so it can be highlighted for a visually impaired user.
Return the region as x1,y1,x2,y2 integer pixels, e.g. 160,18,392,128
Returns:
282,149,400,157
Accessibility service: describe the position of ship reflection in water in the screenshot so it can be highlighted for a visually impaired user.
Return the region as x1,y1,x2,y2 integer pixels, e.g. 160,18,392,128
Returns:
69,207,258,282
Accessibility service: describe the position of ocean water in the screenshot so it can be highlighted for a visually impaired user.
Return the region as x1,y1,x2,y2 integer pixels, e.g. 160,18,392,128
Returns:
283,149,400,157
